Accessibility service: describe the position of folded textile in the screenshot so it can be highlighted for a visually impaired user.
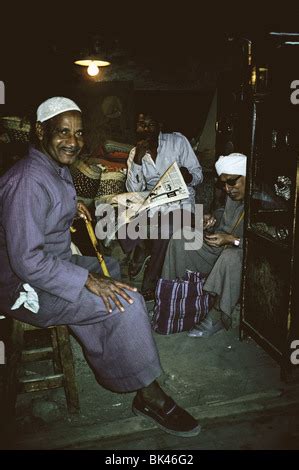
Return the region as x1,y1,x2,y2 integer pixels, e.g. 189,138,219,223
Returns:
11,283,39,314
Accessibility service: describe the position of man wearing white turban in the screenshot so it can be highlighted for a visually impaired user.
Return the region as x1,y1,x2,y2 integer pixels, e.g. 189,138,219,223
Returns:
0,97,200,437
162,153,247,337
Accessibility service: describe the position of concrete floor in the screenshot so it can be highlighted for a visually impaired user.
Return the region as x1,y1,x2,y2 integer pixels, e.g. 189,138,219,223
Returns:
9,245,299,450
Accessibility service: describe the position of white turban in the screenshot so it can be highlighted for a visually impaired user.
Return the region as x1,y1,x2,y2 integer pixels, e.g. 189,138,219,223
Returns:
215,153,247,177
37,97,81,123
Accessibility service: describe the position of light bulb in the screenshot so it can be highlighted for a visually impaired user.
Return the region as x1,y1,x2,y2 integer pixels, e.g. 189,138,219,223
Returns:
87,62,99,76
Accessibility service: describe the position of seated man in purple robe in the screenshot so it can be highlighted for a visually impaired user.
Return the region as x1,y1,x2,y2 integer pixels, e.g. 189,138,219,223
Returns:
0,97,200,438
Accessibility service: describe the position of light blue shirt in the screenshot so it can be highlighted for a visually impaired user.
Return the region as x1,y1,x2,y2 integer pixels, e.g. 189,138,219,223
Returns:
126,132,203,213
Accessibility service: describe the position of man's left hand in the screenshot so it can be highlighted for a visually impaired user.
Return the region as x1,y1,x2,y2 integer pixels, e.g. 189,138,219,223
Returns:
180,166,193,184
204,232,235,247
77,201,92,221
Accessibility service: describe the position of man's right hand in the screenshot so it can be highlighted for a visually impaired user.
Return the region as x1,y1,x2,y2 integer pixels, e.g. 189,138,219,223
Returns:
203,214,217,231
133,139,150,165
85,273,137,313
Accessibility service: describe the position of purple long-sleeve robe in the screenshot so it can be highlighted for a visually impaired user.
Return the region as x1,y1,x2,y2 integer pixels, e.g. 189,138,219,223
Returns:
0,147,88,302
0,147,162,392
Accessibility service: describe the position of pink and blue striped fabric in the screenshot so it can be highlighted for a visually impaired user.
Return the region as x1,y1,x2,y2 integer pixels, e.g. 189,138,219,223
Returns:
152,271,211,335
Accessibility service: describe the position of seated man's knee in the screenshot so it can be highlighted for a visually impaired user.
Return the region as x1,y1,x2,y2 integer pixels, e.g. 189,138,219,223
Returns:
122,289,148,321
129,289,146,308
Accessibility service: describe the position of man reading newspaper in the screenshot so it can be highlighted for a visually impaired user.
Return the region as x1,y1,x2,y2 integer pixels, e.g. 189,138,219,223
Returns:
96,162,191,242
97,113,203,300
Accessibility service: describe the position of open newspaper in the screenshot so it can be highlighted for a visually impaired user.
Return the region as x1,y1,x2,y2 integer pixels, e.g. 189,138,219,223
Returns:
95,162,189,243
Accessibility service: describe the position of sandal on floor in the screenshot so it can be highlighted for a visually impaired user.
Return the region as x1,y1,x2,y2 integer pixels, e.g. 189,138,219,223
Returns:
132,394,201,437
188,318,224,337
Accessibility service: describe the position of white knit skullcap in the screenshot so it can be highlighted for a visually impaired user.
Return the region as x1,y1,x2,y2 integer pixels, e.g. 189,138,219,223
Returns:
215,153,247,176
37,97,81,123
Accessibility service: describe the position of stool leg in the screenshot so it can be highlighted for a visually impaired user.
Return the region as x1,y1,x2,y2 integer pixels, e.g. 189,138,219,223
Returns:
1,319,24,446
55,326,80,414
50,328,62,374
8,320,24,413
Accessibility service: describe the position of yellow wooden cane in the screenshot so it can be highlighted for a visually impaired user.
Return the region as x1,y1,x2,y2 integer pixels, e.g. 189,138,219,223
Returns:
81,216,110,277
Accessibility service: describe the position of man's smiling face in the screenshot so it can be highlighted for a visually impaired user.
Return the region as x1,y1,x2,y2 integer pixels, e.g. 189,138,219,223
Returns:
36,110,84,166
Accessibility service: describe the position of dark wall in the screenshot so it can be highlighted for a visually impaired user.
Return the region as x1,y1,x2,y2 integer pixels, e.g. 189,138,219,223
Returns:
134,90,214,139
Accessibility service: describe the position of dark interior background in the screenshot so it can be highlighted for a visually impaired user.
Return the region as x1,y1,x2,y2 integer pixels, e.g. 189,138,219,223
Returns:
0,6,291,148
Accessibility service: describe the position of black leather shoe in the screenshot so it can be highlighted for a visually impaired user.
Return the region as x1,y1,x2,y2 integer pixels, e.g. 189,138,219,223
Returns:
132,394,201,437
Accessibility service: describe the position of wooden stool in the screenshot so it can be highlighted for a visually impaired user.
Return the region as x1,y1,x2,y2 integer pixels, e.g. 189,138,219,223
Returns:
9,320,80,414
